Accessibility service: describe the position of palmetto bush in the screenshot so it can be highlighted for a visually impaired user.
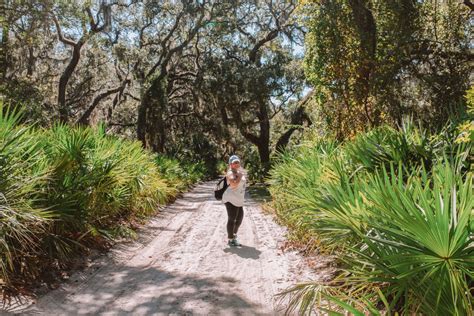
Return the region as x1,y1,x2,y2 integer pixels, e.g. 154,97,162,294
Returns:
311,162,472,315
0,104,202,294
0,106,52,286
41,125,172,223
345,120,434,174
155,154,207,191
269,122,473,314
268,140,339,248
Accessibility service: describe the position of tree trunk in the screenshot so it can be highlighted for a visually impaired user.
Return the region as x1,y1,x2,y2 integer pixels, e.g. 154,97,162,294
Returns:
348,0,378,126
256,139,270,173
53,7,105,124
58,41,84,123
237,97,271,174
275,127,298,154
137,75,168,152
27,46,34,76
257,97,271,172
0,14,9,81
136,94,147,145
275,94,313,153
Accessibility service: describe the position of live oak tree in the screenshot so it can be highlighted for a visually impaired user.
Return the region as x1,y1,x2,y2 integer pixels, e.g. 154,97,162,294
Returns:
302,0,472,139
51,3,110,123
1,1,129,125
0,1,53,116
114,1,215,152
110,0,309,172
195,0,309,172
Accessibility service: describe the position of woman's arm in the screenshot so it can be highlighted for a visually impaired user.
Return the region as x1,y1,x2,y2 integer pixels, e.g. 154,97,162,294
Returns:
227,170,243,189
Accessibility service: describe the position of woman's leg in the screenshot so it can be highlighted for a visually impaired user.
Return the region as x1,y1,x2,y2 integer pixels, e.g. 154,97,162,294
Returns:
233,207,244,236
225,203,239,239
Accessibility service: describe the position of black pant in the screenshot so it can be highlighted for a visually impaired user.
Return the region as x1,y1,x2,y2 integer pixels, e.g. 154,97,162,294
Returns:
225,202,244,239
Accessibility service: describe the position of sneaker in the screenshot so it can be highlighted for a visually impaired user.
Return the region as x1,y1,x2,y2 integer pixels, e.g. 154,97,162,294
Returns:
228,239,236,247
231,238,242,246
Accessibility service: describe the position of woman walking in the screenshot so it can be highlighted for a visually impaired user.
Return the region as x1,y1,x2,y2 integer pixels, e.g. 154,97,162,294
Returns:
222,155,246,247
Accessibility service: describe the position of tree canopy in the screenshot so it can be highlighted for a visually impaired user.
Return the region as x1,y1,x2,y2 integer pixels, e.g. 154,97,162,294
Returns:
302,0,472,139
1,0,471,171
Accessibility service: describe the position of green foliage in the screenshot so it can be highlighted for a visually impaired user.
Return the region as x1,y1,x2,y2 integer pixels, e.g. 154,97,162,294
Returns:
456,86,474,146
0,103,204,294
241,149,267,183
318,162,472,315
0,81,45,124
268,120,473,314
301,0,472,139
155,154,207,191
40,125,170,228
215,160,227,176
268,140,340,248
0,104,52,284
345,121,434,173
165,134,219,178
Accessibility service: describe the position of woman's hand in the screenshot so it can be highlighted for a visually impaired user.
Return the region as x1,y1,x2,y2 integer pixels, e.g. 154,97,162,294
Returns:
227,170,242,188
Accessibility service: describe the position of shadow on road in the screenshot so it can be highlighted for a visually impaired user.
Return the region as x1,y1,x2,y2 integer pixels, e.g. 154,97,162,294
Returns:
9,264,267,316
223,245,262,259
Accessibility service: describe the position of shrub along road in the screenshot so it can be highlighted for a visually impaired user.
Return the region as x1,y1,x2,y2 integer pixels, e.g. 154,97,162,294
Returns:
8,181,325,315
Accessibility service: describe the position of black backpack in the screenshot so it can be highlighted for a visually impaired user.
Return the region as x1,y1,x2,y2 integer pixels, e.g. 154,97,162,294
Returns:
214,176,228,200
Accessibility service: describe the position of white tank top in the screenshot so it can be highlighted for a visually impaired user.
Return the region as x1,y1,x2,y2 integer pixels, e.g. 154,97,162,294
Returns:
222,174,246,207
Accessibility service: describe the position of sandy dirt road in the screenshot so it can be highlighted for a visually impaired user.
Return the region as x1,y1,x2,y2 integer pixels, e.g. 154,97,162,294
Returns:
5,181,323,315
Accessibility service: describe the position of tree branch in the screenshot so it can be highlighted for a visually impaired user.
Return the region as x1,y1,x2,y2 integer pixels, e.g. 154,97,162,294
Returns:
145,12,184,79
248,29,278,64
85,7,106,32
76,79,130,125
51,13,76,46
125,92,141,102
275,92,313,153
